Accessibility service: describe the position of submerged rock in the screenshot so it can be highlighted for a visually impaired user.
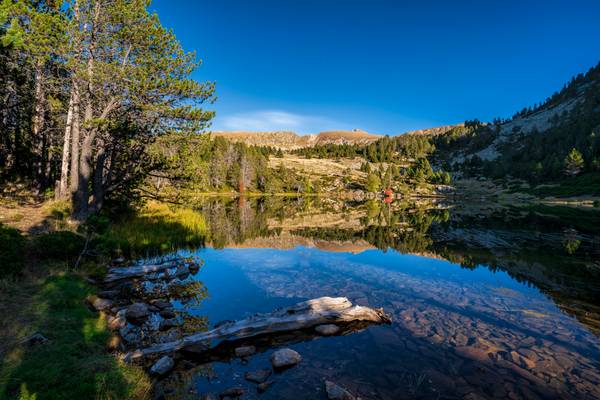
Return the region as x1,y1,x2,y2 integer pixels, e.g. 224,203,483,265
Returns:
245,369,272,384
270,348,301,369
182,342,210,355
234,345,256,358
219,387,244,398
325,381,356,400
150,355,174,376
315,324,340,336
257,381,274,393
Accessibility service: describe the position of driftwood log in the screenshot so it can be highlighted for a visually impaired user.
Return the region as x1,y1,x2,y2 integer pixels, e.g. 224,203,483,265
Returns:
127,297,391,360
104,261,181,283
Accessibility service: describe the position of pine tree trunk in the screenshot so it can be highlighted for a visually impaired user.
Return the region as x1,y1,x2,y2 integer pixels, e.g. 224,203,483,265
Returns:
32,61,46,189
69,83,81,196
56,92,74,199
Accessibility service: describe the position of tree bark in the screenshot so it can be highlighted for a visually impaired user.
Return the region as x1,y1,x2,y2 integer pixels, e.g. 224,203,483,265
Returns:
57,93,74,199
69,83,81,195
73,0,101,219
32,60,46,189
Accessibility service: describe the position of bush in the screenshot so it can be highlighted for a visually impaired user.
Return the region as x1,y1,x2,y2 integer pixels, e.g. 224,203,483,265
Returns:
31,231,86,260
0,224,26,278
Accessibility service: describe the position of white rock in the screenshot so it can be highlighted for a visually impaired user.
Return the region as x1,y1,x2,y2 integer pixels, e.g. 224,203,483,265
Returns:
270,348,301,369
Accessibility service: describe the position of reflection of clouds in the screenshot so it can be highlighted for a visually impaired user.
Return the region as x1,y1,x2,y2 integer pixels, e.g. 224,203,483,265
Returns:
237,249,600,399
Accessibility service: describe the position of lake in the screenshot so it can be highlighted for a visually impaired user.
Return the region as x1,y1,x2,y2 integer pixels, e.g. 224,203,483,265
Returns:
148,197,600,399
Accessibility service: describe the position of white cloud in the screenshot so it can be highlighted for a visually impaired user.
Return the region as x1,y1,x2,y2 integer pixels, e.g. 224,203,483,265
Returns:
214,110,352,134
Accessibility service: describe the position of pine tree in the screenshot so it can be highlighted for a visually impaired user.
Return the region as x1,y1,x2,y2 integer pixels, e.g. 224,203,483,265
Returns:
564,148,584,177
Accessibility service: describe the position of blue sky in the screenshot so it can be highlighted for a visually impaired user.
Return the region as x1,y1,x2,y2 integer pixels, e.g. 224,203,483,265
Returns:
153,1,600,135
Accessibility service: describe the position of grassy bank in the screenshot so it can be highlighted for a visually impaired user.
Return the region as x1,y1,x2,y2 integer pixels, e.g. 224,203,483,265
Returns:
0,199,210,399
0,274,151,400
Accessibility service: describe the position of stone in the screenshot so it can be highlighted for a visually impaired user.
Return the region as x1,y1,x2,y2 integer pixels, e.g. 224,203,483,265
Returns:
234,345,256,358
150,355,174,376
188,263,200,274
219,387,244,398
98,290,120,299
325,380,356,400
181,342,210,355
108,315,127,330
159,309,176,319
92,297,113,311
270,348,301,369
151,300,173,310
257,381,273,393
25,333,49,345
245,369,272,384
159,319,179,331
315,324,340,336
126,303,150,324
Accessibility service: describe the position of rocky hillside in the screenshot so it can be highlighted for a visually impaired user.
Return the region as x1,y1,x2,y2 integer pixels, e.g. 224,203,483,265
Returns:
401,124,461,137
211,129,381,150
423,61,600,189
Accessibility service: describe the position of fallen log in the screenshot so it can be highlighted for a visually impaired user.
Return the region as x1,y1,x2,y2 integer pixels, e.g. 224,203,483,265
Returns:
104,261,180,283
126,296,391,360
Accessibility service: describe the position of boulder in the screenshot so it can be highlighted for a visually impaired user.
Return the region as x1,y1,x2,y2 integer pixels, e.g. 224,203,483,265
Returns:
270,348,301,369
92,297,113,311
234,345,256,358
325,381,356,400
245,369,272,384
126,303,150,324
315,324,340,336
159,309,176,319
150,355,174,376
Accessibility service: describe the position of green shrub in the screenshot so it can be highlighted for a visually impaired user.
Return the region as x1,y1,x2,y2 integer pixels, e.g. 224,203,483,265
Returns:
0,224,26,278
31,231,86,260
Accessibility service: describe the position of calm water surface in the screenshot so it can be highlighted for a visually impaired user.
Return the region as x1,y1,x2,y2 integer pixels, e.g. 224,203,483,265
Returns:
154,198,600,400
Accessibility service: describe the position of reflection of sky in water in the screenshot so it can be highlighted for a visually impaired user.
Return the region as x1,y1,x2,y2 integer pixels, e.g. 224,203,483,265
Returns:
173,246,600,399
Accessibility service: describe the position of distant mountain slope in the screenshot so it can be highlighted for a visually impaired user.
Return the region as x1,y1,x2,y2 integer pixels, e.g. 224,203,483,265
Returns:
211,129,382,149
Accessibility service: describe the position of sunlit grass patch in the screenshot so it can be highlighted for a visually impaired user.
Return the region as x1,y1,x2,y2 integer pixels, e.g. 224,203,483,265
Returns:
102,201,208,256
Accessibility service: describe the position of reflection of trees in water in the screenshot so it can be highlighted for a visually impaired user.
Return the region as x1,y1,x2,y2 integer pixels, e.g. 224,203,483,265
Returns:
292,201,449,254
191,196,600,334
196,197,274,248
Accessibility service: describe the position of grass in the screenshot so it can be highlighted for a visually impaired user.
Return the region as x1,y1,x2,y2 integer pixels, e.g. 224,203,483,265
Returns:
0,274,151,400
101,201,209,256
528,172,600,197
